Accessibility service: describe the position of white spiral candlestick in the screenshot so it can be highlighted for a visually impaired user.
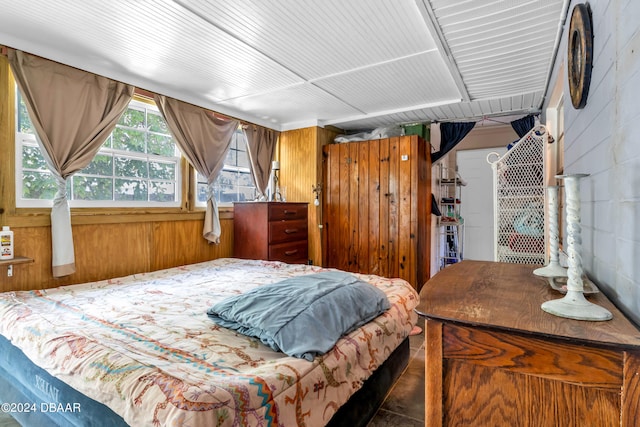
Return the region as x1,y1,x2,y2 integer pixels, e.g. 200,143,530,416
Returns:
541,174,612,321
534,186,568,277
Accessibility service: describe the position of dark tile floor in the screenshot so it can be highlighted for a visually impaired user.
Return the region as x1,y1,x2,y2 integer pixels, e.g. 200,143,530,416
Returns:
366,317,425,427
0,411,18,427
0,319,425,427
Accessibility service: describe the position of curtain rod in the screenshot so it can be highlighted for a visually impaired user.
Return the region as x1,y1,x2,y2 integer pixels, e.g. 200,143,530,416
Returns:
432,112,540,125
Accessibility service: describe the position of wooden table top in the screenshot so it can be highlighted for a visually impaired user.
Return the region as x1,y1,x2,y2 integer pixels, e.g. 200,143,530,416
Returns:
416,260,640,349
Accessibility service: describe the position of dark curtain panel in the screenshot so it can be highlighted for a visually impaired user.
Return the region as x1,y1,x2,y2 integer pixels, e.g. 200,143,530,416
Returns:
431,121,476,163
243,124,279,197
510,114,536,138
431,193,442,216
154,94,239,244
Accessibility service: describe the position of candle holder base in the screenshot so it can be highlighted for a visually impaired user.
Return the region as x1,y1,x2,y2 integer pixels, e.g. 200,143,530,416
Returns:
533,261,568,278
541,291,612,321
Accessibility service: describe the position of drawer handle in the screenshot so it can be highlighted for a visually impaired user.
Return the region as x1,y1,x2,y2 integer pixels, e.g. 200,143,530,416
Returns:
283,210,297,215
284,228,299,234
284,249,299,256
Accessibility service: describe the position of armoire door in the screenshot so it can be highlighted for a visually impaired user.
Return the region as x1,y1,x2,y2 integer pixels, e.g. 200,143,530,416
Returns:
322,135,430,290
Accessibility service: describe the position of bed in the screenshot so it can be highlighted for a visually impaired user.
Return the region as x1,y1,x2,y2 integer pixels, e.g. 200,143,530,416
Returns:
0,258,418,426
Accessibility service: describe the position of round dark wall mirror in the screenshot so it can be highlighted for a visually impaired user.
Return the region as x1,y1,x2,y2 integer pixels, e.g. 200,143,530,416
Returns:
567,3,593,109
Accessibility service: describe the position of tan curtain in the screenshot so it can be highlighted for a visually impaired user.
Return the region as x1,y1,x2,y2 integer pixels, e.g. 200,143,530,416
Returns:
243,124,279,197
8,49,134,277
154,94,239,243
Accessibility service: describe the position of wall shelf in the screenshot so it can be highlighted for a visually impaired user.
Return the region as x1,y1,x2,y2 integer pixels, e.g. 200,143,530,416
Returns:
0,256,33,266
0,256,34,277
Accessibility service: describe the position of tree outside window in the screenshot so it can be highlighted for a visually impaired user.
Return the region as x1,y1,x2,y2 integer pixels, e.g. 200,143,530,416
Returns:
16,94,180,207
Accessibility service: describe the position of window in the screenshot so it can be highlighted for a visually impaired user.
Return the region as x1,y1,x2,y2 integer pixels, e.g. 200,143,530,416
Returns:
196,129,257,206
16,94,181,208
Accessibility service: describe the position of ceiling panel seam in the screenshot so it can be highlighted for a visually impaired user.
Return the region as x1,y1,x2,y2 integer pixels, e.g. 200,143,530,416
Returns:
171,0,305,83
307,49,439,84
414,0,470,102
171,0,368,118
322,97,462,127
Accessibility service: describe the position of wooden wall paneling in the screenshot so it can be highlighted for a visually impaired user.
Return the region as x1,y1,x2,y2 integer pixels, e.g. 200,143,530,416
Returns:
279,127,315,203
320,150,333,266
358,141,369,274
318,127,341,266
312,127,340,266
74,222,153,282
348,143,360,272
278,127,314,265
0,56,15,227
151,218,233,271
418,140,431,289
0,218,233,293
0,223,153,291
0,226,52,291
388,137,399,279
309,127,323,267
398,136,415,285
378,139,390,279
338,143,351,271
278,126,340,266
410,136,421,287
368,139,381,277
323,144,336,267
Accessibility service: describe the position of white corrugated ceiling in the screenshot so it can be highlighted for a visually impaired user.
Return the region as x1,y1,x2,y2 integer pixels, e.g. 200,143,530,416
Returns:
0,0,569,131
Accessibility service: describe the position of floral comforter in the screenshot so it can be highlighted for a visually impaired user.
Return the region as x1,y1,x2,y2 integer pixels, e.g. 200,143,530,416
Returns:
0,258,418,427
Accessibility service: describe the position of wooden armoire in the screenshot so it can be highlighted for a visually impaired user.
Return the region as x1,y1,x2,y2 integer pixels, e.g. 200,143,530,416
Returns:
322,135,431,291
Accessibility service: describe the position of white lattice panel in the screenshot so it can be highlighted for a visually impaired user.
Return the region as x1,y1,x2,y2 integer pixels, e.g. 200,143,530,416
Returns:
491,127,547,264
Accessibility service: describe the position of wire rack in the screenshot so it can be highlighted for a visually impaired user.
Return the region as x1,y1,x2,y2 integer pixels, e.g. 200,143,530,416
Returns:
489,126,547,265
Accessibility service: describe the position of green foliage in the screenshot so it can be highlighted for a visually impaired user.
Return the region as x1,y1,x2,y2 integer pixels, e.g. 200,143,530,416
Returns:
115,179,148,201
72,176,113,200
17,98,183,204
149,161,175,180
22,171,57,199
147,111,169,133
118,107,145,128
22,145,49,170
150,181,175,202
115,156,149,179
82,154,113,176
148,134,174,156
17,93,35,134
113,128,146,153
17,96,255,205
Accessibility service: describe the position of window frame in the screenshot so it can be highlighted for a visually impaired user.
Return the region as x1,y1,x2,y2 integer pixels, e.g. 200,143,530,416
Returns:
195,128,258,208
1,56,238,229
15,96,183,209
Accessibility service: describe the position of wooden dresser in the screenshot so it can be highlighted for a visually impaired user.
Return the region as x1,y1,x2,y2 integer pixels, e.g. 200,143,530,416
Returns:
416,260,640,427
233,202,308,264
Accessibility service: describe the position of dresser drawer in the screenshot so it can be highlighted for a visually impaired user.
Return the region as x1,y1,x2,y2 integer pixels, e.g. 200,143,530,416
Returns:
269,219,308,244
268,203,307,221
268,240,308,264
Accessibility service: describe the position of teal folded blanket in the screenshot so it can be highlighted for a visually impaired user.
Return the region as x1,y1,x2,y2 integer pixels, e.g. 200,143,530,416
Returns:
207,271,390,361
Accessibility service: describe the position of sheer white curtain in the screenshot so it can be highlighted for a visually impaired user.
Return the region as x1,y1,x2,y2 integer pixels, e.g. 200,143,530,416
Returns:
155,94,239,243
8,49,134,277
